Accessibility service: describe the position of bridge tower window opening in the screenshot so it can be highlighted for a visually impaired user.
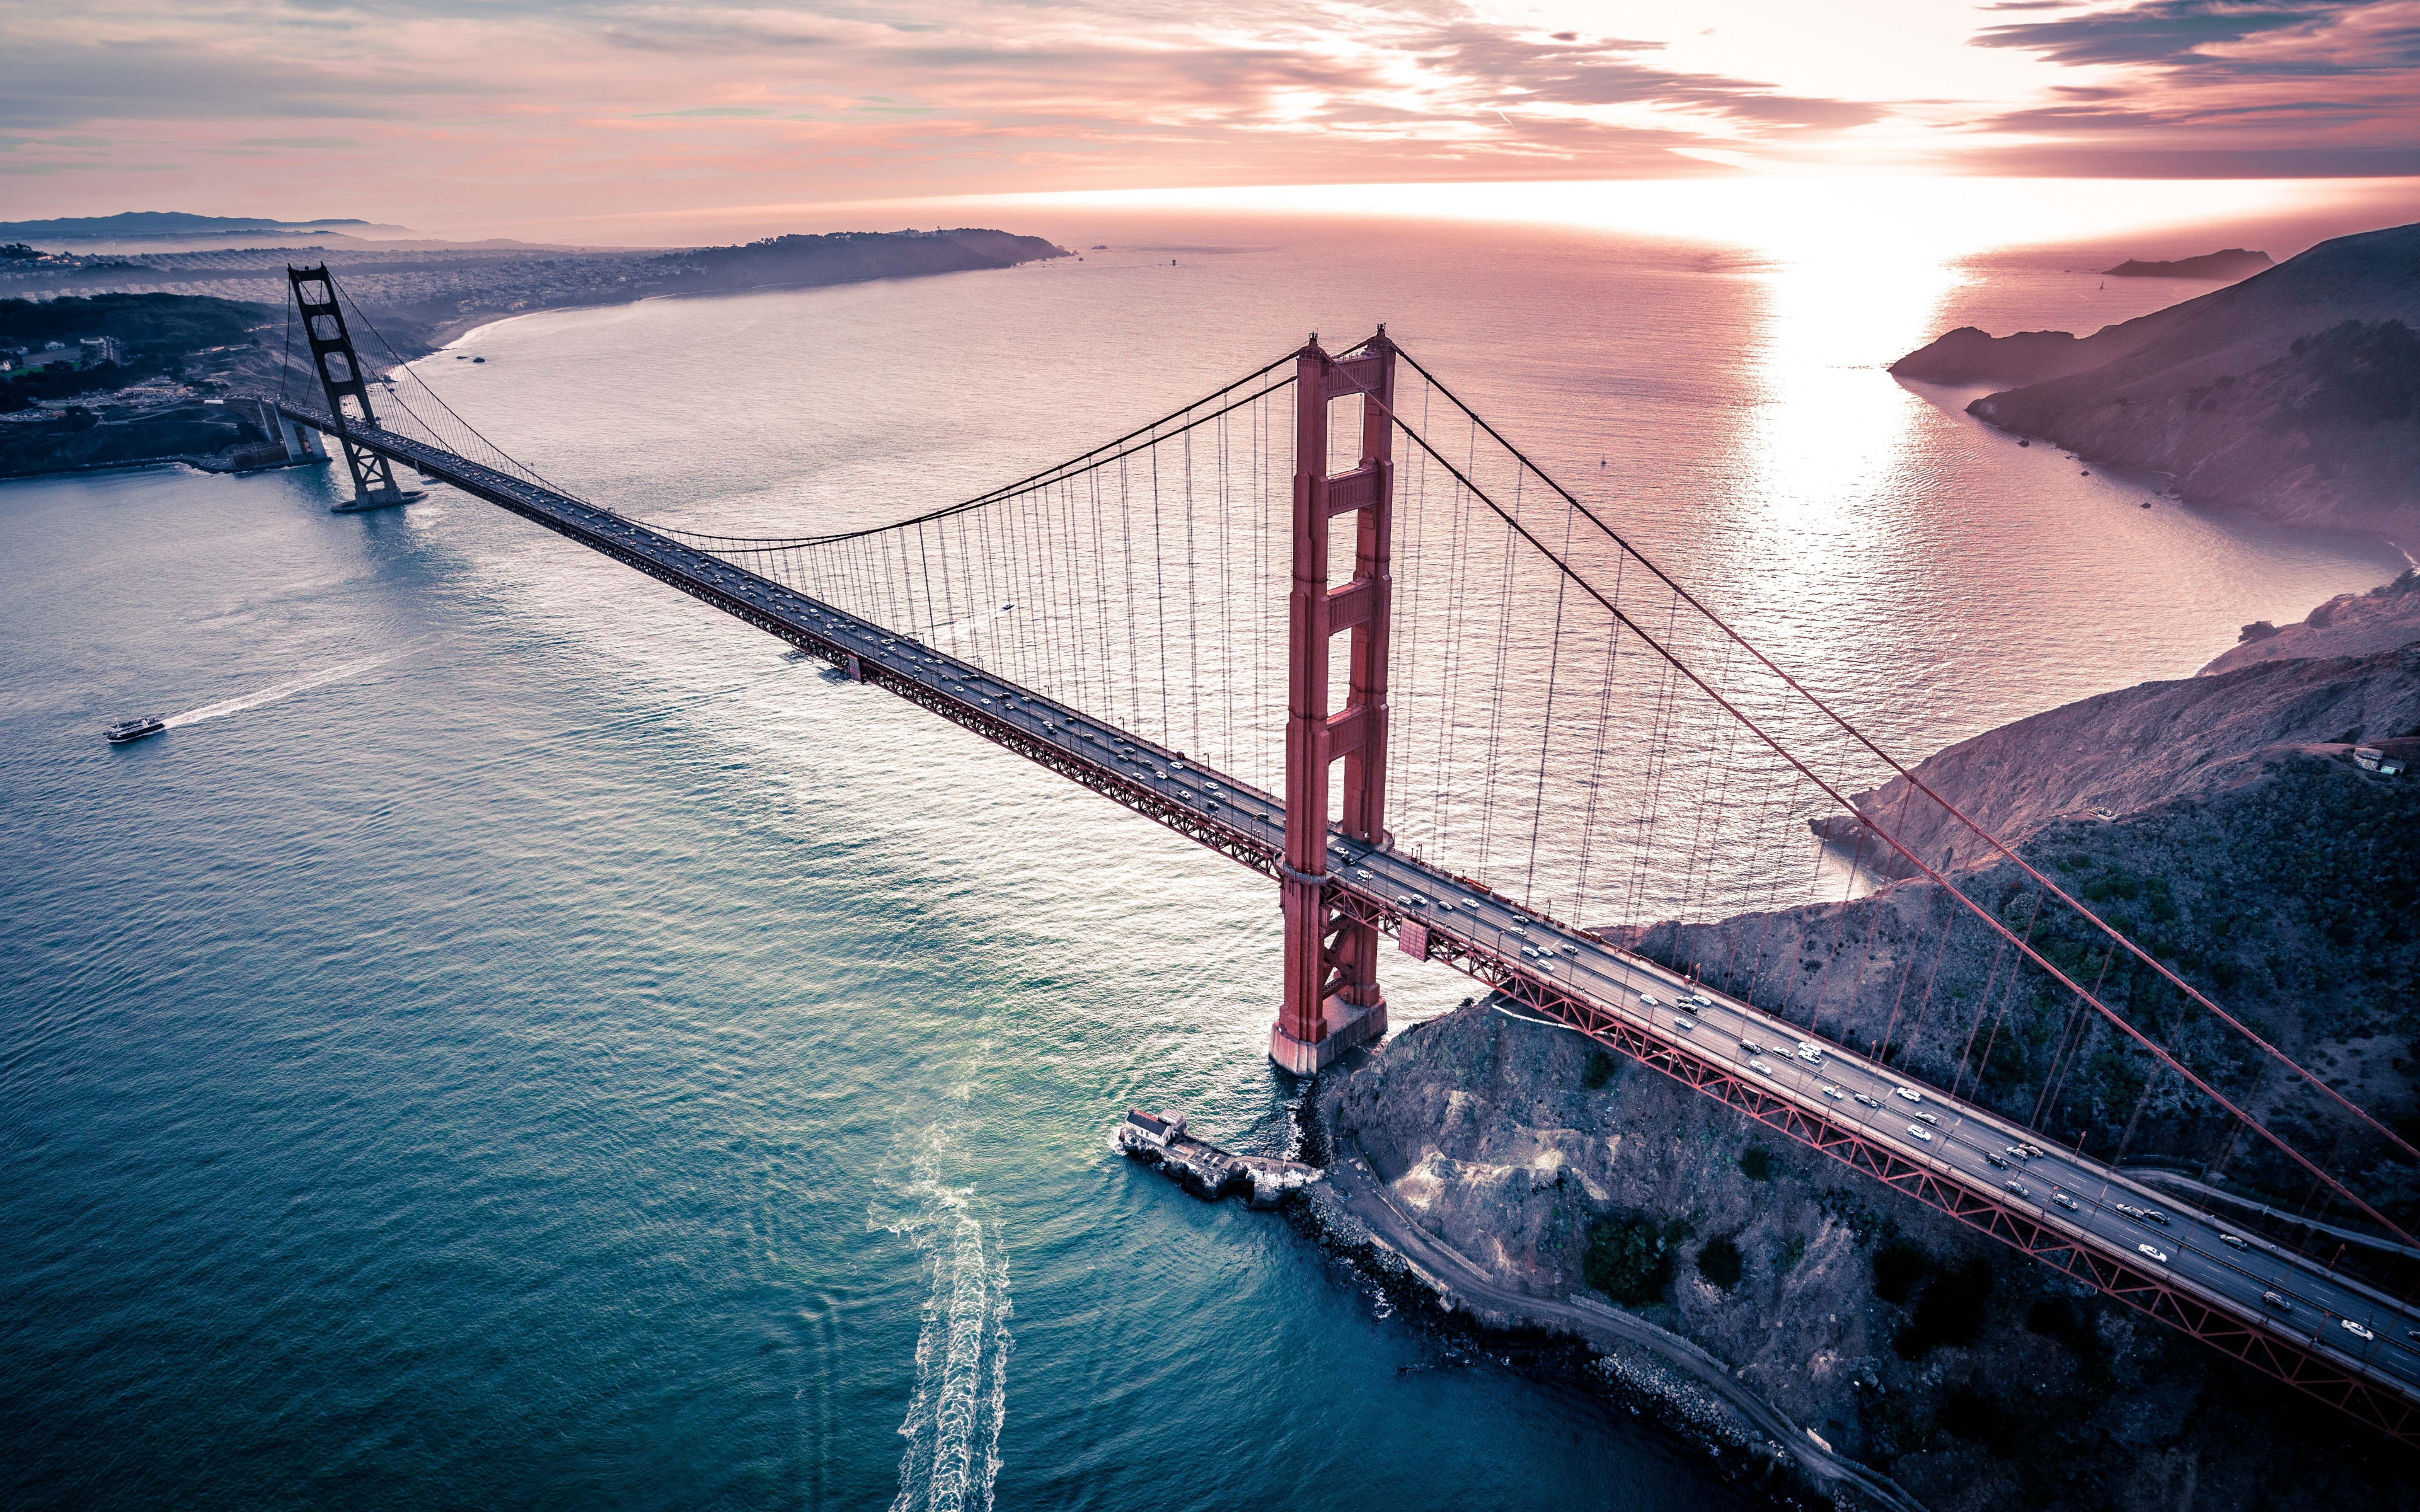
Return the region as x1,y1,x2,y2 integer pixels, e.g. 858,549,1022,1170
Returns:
285,264,422,515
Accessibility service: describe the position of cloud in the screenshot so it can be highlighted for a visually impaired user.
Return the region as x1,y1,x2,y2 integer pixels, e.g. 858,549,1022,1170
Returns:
1965,0,2420,173
1973,0,2420,74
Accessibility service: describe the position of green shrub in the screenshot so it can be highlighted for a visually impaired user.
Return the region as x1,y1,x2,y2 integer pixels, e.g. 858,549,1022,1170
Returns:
1582,1050,1616,1090
1583,1211,1681,1305
1896,1258,1993,1358
1738,1144,1774,1181
1697,1235,1744,1291
1872,1240,1927,1304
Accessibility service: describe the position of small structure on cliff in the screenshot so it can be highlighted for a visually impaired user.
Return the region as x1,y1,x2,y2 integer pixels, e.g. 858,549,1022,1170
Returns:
1114,1108,1321,1208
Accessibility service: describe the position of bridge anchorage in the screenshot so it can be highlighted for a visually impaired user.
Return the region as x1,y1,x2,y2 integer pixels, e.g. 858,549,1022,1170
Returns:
259,263,2420,1443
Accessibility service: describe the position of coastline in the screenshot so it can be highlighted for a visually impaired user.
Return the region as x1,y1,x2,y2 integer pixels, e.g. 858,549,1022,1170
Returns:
1289,1074,1928,1512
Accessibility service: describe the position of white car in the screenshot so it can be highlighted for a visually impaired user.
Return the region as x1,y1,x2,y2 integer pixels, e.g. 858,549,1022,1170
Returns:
1894,1087,1923,1104
2220,1234,2248,1251
1673,1016,1697,1032
2342,1319,2375,1341
1748,1058,1775,1075
1639,993,1661,1007
2052,1191,2080,1212
1819,1084,1846,1100
1795,1043,1824,1065
1907,1125,1934,1142
2138,1244,2167,1264
1911,1111,1939,1126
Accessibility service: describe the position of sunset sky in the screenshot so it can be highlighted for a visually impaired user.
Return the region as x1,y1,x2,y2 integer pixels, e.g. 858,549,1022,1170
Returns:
6,0,2419,239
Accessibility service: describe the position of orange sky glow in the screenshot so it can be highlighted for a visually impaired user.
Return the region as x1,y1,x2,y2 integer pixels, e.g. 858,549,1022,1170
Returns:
5,0,2419,243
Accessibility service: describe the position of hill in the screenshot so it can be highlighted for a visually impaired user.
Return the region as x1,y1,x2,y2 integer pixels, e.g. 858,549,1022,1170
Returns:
1891,220,2420,530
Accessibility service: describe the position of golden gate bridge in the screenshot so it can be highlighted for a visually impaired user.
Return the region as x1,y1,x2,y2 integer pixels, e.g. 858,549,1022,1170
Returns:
262,263,2420,1443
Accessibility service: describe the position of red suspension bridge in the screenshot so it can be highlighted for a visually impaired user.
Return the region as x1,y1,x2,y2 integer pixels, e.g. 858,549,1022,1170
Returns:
265,265,2420,1443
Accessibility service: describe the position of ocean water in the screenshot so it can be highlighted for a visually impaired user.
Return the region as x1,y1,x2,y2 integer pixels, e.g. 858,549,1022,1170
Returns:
1,212,2404,1509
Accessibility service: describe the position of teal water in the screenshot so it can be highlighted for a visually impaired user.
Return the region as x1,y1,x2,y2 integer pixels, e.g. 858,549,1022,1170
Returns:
0,457,1720,1509
2,215,2403,1508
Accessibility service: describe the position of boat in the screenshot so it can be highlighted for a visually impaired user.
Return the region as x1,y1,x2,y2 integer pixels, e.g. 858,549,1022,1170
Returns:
104,716,166,745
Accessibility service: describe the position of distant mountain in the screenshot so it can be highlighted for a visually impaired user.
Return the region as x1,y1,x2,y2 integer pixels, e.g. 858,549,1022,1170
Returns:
2103,248,2273,281
0,212,414,242
1891,220,2420,531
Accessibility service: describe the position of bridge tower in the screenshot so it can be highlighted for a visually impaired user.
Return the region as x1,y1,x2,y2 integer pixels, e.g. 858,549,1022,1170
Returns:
1272,331,1398,1074
287,265,418,513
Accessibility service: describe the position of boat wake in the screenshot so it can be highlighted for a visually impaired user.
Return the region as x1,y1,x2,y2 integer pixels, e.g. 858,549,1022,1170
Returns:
878,1159,1011,1512
162,650,405,730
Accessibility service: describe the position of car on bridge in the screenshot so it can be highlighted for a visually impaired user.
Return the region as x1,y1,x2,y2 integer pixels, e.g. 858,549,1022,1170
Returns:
1853,1092,1882,1109
1985,1152,2008,1169
2343,1319,2376,1341
1672,1016,1697,1032
1639,992,1661,1007
1894,1087,1923,1103
1818,1084,1845,1100
2263,1291,2294,1314
2139,1244,2168,1264
1794,1041,1824,1064
2220,1234,2248,1250
2006,1181,2029,1198
1911,1111,1939,1126
1907,1125,1933,1142
1748,1058,1775,1075
1739,1039,1765,1053
2052,1191,2080,1211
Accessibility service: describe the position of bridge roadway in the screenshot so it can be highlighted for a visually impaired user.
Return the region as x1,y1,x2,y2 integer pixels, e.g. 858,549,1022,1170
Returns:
286,404,2420,1438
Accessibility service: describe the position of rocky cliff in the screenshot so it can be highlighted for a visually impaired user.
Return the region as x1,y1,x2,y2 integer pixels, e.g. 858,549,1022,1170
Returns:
1319,631,2420,1510
1320,1003,2413,1511
1891,221,2420,532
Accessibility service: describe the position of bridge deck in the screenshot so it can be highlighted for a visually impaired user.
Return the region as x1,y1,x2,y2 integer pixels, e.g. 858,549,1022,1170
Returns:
280,403,2420,1440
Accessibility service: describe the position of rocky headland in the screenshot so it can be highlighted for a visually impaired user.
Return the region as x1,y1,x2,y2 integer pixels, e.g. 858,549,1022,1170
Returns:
1308,588,2420,1511
2104,249,2274,282
1892,220,2420,535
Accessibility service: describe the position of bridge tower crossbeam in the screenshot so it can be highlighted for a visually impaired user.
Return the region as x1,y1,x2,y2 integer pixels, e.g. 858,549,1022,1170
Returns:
1272,330,1398,1074
287,265,422,514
